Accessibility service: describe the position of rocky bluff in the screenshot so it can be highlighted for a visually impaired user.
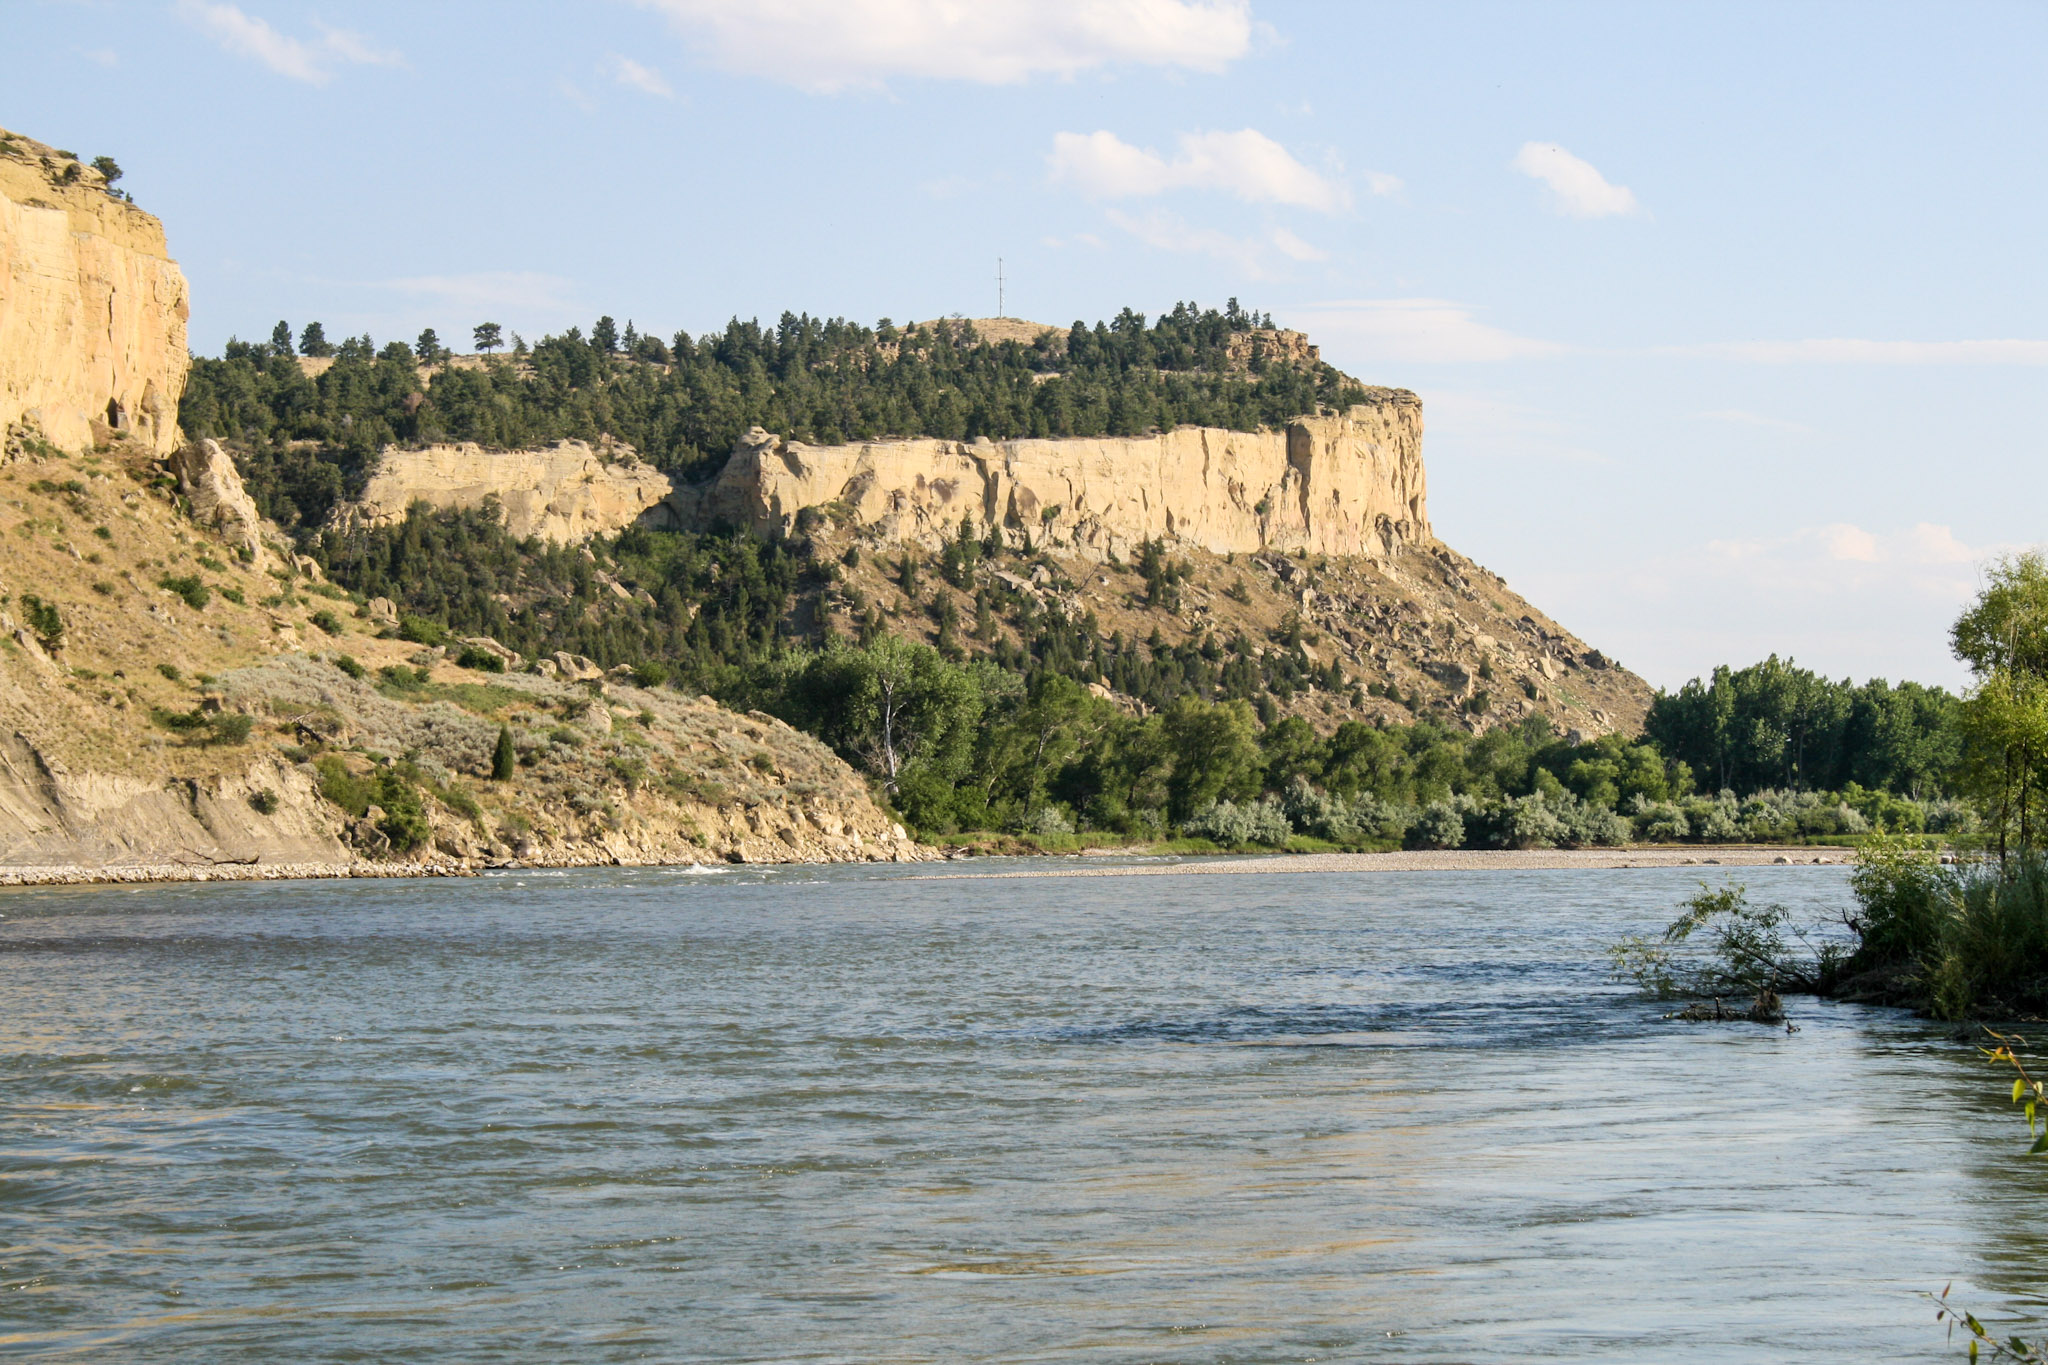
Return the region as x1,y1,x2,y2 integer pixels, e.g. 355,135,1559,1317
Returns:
684,391,1428,563
353,389,1431,565
0,129,189,458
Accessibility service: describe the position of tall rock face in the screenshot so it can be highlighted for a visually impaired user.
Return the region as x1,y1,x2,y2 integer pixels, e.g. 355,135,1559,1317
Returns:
685,391,1429,562
0,130,189,457
342,439,674,544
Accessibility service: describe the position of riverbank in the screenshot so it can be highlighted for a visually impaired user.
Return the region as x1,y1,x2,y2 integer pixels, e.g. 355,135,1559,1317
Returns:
0,842,927,888
0,843,1875,889
912,845,1863,880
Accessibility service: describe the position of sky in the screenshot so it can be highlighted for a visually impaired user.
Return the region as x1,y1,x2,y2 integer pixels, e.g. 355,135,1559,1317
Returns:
10,0,2046,693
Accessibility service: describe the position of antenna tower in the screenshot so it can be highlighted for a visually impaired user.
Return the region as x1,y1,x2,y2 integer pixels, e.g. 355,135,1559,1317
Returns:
997,258,1005,319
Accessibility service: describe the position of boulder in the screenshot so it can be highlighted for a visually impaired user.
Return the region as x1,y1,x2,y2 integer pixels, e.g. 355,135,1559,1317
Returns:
459,635,521,668
550,651,603,681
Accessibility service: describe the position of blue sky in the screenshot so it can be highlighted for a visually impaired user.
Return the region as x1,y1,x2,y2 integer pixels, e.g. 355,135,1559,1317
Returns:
11,0,2045,691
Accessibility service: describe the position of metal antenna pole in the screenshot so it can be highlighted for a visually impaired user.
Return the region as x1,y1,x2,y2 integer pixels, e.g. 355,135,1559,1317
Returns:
997,258,1005,319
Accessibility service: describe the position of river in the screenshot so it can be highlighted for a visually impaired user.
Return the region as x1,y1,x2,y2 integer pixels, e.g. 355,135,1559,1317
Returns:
2,861,2043,1360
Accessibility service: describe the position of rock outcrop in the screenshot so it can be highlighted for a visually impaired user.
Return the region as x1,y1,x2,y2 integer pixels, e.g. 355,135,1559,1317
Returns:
679,394,1428,562
0,129,188,457
0,734,347,867
341,438,673,544
170,438,269,566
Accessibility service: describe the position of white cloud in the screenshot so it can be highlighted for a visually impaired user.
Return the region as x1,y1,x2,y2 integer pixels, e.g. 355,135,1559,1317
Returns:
1677,338,2048,365
1105,209,1322,277
1707,521,1996,570
1285,299,1567,364
1512,142,1641,218
1364,171,1404,198
1268,226,1326,262
79,48,119,68
1049,128,1345,212
176,1,400,85
608,54,675,98
640,0,1251,92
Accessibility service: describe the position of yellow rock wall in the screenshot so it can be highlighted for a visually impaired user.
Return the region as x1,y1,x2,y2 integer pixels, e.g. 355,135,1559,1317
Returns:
343,439,675,544
694,393,1429,561
0,131,189,457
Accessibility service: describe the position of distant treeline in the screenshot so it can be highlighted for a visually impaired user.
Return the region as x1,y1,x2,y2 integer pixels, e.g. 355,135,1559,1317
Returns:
179,301,1372,534
308,504,1967,848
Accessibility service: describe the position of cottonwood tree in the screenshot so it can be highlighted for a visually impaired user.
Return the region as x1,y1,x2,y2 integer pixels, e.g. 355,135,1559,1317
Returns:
1953,552,2048,864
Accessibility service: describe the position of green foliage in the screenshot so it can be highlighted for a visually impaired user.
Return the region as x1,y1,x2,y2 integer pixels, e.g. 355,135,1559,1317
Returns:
1647,655,1960,798
492,725,516,781
248,788,279,815
150,707,252,745
454,645,504,672
333,654,365,679
310,609,342,635
158,574,209,610
629,660,668,688
373,767,430,852
156,662,181,681
1951,553,2048,861
17,594,62,649
1611,881,1840,1003
397,615,446,646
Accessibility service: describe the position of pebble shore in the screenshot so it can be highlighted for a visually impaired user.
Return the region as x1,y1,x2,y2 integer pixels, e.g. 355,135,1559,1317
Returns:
913,845,1861,881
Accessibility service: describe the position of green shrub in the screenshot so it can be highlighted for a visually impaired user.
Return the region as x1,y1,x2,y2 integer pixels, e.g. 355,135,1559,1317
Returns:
372,768,430,852
332,654,365,680
196,554,226,572
315,755,373,816
156,662,181,681
217,586,245,605
149,707,250,744
630,660,668,688
378,664,429,691
17,594,62,649
397,615,446,646
491,726,515,781
454,645,504,673
248,788,279,815
310,609,342,635
158,574,209,609
92,580,115,596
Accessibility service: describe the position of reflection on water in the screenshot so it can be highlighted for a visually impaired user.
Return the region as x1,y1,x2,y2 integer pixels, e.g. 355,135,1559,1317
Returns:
1,863,2043,1360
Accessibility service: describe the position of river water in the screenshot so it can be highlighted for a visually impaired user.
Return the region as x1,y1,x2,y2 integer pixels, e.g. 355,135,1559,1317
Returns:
2,861,2043,1360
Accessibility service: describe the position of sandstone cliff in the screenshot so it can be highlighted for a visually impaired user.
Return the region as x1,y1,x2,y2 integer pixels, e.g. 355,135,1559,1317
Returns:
680,395,1428,563
343,438,673,544
0,129,188,458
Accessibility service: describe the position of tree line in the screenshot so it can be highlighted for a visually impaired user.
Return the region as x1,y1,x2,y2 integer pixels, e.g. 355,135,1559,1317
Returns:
307,504,1969,850
179,301,1373,534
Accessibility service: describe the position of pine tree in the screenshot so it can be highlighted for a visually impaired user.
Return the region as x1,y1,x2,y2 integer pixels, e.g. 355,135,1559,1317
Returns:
270,320,294,356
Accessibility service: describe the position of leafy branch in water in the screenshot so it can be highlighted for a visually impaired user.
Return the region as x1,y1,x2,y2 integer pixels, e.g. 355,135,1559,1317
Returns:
1609,880,1845,1010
